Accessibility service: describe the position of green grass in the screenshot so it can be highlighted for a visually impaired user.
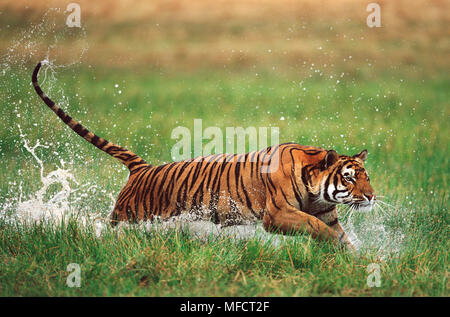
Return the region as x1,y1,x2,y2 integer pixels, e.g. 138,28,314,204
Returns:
0,66,448,296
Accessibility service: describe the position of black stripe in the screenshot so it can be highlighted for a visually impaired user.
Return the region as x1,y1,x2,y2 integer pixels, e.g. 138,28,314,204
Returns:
328,218,338,227
56,108,65,118
128,160,147,170
280,188,295,208
91,135,99,146
98,139,109,149
314,206,335,217
43,96,55,107
73,123,83,134
270,197,280,210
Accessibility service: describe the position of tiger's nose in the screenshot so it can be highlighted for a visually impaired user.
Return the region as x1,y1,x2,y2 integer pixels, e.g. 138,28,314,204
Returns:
364,193,375,201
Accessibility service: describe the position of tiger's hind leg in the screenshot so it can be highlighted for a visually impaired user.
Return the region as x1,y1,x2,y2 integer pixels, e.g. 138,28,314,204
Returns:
109,172,147,226
110,207,154,226
110,207,130,226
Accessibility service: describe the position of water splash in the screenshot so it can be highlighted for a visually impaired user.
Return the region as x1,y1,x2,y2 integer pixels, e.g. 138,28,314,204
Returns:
0,6,89,156
340,201,410,258
1,7,88,73
100,214,291,246
0,8,94,224
0,126,105,226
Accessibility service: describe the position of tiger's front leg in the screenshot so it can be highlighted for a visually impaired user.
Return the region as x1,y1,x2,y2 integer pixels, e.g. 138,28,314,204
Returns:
315,208,356,252
262,196,343,248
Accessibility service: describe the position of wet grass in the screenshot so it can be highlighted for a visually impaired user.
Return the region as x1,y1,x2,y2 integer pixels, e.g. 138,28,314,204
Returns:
0,211,447,297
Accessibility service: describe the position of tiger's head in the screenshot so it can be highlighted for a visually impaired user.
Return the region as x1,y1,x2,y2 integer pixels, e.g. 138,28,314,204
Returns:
319,149,376,211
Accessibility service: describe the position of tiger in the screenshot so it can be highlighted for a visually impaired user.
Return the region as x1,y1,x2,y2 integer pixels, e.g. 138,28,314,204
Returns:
32,61,376,251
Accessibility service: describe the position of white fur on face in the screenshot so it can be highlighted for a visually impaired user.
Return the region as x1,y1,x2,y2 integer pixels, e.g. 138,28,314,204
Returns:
357,202,374,212
323,176,351,204
342,166,355,178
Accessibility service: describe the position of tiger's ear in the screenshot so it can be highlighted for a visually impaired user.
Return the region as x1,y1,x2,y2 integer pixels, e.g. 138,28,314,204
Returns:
353,149,368,162
324,150,339,168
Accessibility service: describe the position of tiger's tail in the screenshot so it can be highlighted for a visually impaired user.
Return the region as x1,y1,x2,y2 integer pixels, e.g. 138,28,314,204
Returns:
32,62,149,173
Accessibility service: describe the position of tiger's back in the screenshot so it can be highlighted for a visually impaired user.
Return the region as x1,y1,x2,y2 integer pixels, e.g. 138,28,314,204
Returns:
110,143,331,226
111,150,270,225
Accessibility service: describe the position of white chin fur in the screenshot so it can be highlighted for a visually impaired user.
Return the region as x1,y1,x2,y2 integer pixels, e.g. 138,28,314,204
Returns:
355,204,373,212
